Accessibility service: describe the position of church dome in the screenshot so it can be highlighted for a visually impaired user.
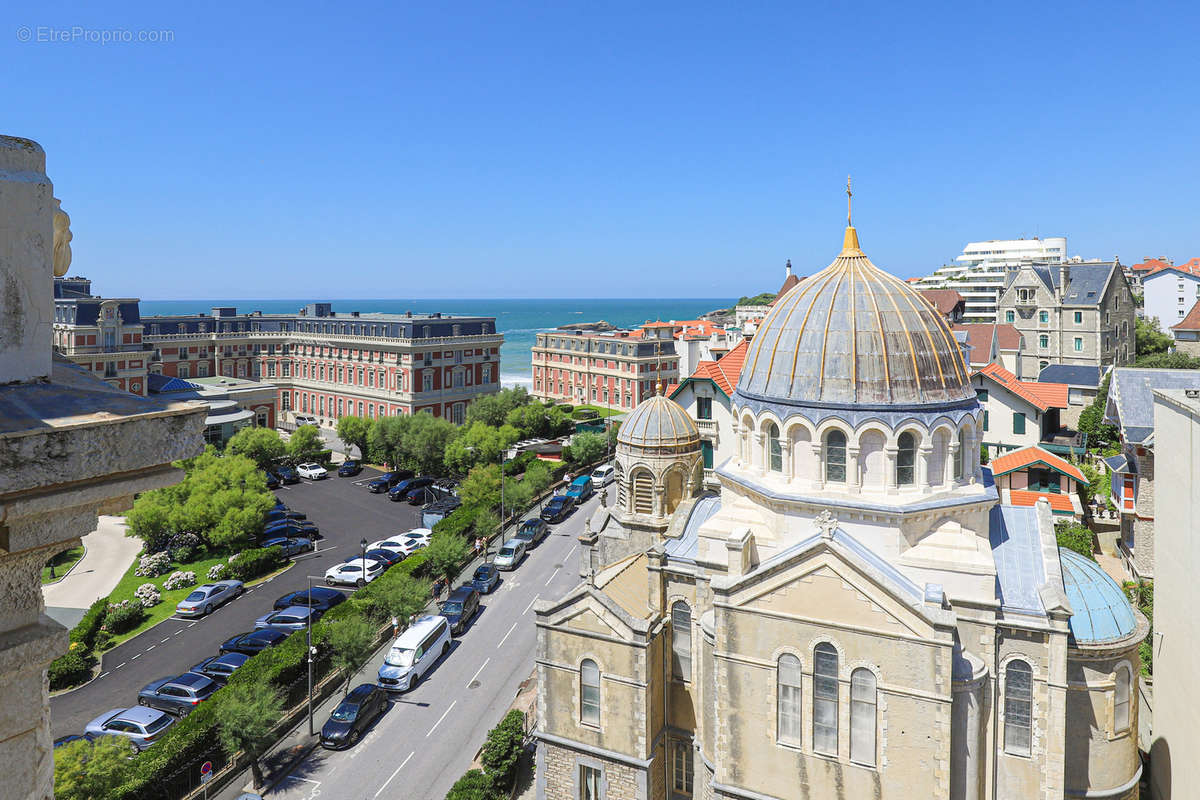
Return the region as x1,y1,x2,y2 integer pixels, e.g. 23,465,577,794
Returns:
737,226,974,408
1059,548,1139,645
616,387,701,456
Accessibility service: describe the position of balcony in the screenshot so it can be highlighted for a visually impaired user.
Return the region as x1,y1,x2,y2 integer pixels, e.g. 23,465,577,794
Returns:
695,418,718,437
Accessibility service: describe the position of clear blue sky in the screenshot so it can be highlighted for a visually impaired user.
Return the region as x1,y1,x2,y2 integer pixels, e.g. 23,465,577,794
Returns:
6,1,1197,299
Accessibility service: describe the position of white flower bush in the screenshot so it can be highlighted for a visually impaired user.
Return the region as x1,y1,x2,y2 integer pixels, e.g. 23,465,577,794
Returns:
134,551,172,578
134,582,162,608
208,564,228,580
163,570,197,591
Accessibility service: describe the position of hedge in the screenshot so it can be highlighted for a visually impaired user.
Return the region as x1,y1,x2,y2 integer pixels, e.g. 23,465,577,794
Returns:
69,597,110,650
105,602,147,635
49,649,93,691
227,546,285,582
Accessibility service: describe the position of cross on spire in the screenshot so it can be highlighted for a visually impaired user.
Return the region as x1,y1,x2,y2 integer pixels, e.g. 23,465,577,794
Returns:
846,175,853,227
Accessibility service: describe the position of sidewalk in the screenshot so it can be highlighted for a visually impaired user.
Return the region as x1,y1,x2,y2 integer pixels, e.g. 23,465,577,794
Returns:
43,516,141,629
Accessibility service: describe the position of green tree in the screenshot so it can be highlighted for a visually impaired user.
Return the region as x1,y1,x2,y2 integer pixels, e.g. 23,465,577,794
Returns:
466,387,530,428
506,402,551,438
425,530,472,589
324,616,376,695
568,431,607,468
480,710,527,791
287,425,325,464
369,415,411,468
1078,375,1120,450
125,494,174,553
460,464,502,510
211,681,284,789
336,415,373,460
1133,351,1200,369
473,509,500,544
404,413,459,475
226,426,286,470
606,420,621,450
53,734,132,800
379,570,429,627
522,459,553,497
737,291,777,306
444,422,520,476
1136,316,1174,357
445,769,497,800
1056,523,1095,561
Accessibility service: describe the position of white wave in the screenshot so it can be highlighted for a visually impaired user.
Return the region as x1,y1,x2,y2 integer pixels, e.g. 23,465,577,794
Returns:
500,373,534,389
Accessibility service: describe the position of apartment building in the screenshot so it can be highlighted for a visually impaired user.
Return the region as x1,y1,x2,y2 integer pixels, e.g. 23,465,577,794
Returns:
915,236,1068,322
52,276,150,395
531,324,678,411
1141,259,1200,330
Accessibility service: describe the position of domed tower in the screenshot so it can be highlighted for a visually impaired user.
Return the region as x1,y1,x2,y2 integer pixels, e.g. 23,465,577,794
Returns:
614,384,704,524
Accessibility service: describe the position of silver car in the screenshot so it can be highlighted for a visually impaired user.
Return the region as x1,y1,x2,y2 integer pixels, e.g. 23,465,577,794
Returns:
493,538,527,571
85,706,175,751
254,605,320,631
175,579,244,617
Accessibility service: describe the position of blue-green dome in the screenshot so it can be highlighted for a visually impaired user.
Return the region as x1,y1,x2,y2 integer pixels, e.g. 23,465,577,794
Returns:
1059,548,1138,644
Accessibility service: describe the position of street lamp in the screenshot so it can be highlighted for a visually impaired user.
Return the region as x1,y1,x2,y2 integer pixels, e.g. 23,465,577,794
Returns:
304,575,323,736
360,537,368,569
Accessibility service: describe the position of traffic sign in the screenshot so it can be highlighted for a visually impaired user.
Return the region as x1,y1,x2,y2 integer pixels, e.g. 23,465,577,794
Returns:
200,761,213,783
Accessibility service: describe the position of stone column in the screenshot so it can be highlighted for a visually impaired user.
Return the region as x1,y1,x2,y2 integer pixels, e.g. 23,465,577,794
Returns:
948,440,961,485
884,446,899,494
0,137,53,382
847,446,861,490
753,432,766,476
653,484,665,518
950,651,988,800
780,439,793,481
918,445,932,492
810,441,825,490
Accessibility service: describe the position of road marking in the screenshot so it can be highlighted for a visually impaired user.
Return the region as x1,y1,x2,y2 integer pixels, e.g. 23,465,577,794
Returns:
523,594,540,614
115,662,126,669
497,621,518,649
567,544,578,557
544,567,561,586
468,658,490,687
169,617,194,622
425,702,456,738
188,622,197,628
174,630,184,636
375,751,414,797
161,637,170,643
146,645,156,652
131,654,141,660
98,671,109,679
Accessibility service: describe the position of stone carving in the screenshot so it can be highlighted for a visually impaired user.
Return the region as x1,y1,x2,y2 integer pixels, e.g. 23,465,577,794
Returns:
52,198,72,277
814,508,838,539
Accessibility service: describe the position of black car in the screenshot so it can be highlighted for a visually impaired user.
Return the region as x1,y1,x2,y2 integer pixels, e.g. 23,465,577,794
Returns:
440,586,481,635
514,518,550,547
540,495,576,523
188,652,249,685
405,485,437,505
472,563,500,594
264,472,280,490
320,683,387,749
138,673,219,717
345,549,403,569
276,466,300,484
337,460,363,477
389,476,434,502
274,586,348,613
263,519,321,540
264,509,306,524
219,628,289,656
368,470,413,493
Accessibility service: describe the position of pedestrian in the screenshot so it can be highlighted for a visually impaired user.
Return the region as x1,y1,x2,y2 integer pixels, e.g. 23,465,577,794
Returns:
391,616,399,638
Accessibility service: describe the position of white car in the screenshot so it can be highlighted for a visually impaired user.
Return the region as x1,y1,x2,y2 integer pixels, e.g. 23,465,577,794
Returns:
325,558,383,587
590,465,616,487
494,538,527,571
297,463,328,480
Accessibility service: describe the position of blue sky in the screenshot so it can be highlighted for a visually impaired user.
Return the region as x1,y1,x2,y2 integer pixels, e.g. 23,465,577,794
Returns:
5,1,1197,299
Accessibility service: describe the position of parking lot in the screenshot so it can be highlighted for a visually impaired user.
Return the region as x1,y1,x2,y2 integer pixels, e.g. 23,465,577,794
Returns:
50,466,428,739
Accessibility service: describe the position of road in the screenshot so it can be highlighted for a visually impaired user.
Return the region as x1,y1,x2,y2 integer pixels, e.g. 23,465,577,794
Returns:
50,468,424,739
264,492,598,800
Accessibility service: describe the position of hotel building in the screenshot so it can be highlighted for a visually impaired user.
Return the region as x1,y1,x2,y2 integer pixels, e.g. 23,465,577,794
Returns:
915,237,1068,323
52,276,150,396
531,324,679,411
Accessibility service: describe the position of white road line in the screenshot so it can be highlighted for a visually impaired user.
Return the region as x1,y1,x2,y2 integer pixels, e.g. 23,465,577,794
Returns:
375,751,414,797
523,594,540,615
497,621,518,649
544,566,561,586
468,658,490,687
425,702,456,738
115,662,126,669
169,617,194,622
174,630,184,636
131,654,141,660
567,543,578,557
188,622,197,628
98,671,109,679
146,645,156,652
160,637,170,643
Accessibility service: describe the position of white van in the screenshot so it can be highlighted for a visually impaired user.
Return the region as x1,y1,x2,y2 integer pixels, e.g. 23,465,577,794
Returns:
376,615,451,692
590,464,616,487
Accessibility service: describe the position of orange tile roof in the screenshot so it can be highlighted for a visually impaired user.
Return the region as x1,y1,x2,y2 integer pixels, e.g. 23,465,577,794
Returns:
675,339,749,398
990,445,1086,482
1131,258,1172,273
978,363,1068,411
1146,258,1200,278
919,289,965,316
1171,300,1200,331
1007,490,1078,514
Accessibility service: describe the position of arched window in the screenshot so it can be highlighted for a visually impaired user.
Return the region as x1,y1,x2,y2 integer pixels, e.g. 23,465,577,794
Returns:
813,643,839,755
850,668,877,766
1004,660,1032,756
825,431,847,483
777,654,802,744
671,602,692,681
954,429,966,480
897,432,916,486
633,470,653,515
580,659,600,726
1114,664,1131,732
766,422,782,472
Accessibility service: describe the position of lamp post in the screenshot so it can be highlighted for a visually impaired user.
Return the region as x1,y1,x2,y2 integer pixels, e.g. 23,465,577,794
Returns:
359,537,368,575
304,575,322,736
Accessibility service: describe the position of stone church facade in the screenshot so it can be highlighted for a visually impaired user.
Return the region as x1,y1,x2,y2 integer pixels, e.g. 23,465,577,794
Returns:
533,222,1145,800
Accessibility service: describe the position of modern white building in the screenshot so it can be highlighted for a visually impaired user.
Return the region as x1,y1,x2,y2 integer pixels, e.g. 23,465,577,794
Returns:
1140,262,1200,330
916,237,1068,323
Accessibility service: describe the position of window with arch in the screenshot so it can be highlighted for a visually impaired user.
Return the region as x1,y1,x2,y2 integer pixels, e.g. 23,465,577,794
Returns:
954,429,966,480
777,654,802,744
1114,664,1131,733
825,431,847,483
580,659,601,726
766,422,782,472
813,643,839,755
850,668,877,766
897,432,916,486
671,602,692,681
1004,660,1033,756
632,471,654,515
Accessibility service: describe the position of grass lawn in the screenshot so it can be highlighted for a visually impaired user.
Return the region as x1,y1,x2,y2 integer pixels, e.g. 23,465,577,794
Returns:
42,546,85,584
101,554,232,650
572,404,623,419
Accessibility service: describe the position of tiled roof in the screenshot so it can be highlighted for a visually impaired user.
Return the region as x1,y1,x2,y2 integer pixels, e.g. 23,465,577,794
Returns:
147,373,202,393
1022,262,1118,307
993,324,1022,350
990,445,1086,482
674,339,749,399
1107,367,1200,444
1131,258,1172,274
1008,490,1078,515
919,289,965,316
1145,258,1200,279
768,272,803,305
951,323,1022,368
1038,364,1102,388
978,363,1068,411
1170,299,1200,331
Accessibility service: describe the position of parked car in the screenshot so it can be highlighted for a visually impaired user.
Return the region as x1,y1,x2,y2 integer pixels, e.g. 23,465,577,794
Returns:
590,464,616,487
85,707,175,751
494,538,527,571
264,472,280,490
254,606,320,631
325,558,383,587
513,518,549,548
388,476,434,502
540,494,575,523
394,529,432,555
377,615,451,692
367,470,413,493
261,536,314,558
297,462,328,480
188,652,249,685
353,548,403,568
320,683,387,749
174,580,244,618
137,673,219,717
439,586,481,636
294,414,319,427
366,538,412,557
472,563,500,594
263,519,320,540
273,586,347,613
337,460,363,477
276,466,300,484
565,475,594,502
264,508,306,523
219,628,289,656
405,485,437,505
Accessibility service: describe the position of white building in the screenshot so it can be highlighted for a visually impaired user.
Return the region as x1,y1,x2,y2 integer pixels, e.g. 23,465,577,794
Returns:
916,237,1068,323
1140,262,1200,330
668,340,748,487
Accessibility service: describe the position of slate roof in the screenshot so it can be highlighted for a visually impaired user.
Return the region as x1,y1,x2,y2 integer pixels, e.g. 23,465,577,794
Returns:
1106,367,1200,445
978,363,1068,410
147,373,203,393
919,289,965,316
1038,364,1102,388
988,505,1048,617
1019,262,1118,307
1059,548,1138,644
663,493,721,564
1170,300,1200,332
991,445,1086,482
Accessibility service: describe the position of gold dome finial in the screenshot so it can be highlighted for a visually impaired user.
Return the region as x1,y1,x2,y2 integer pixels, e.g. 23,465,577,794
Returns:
841,176,861,254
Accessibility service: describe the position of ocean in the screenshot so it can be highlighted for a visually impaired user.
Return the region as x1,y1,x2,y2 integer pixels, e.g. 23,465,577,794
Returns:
136,298,735,388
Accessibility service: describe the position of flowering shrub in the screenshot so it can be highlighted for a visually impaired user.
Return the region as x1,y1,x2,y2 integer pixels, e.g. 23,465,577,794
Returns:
134,583,162,608
104,600,146,634
134,551,171,578
208,563,228,581
163,570,197,591
167,533,201,563
228,552,241,563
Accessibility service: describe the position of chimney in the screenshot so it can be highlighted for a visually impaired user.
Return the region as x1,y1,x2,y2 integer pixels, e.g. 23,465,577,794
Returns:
1059,263,1070,300
785,259,792,278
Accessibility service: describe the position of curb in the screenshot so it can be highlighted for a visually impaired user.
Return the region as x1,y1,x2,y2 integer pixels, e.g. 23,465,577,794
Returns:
41,541,88,587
